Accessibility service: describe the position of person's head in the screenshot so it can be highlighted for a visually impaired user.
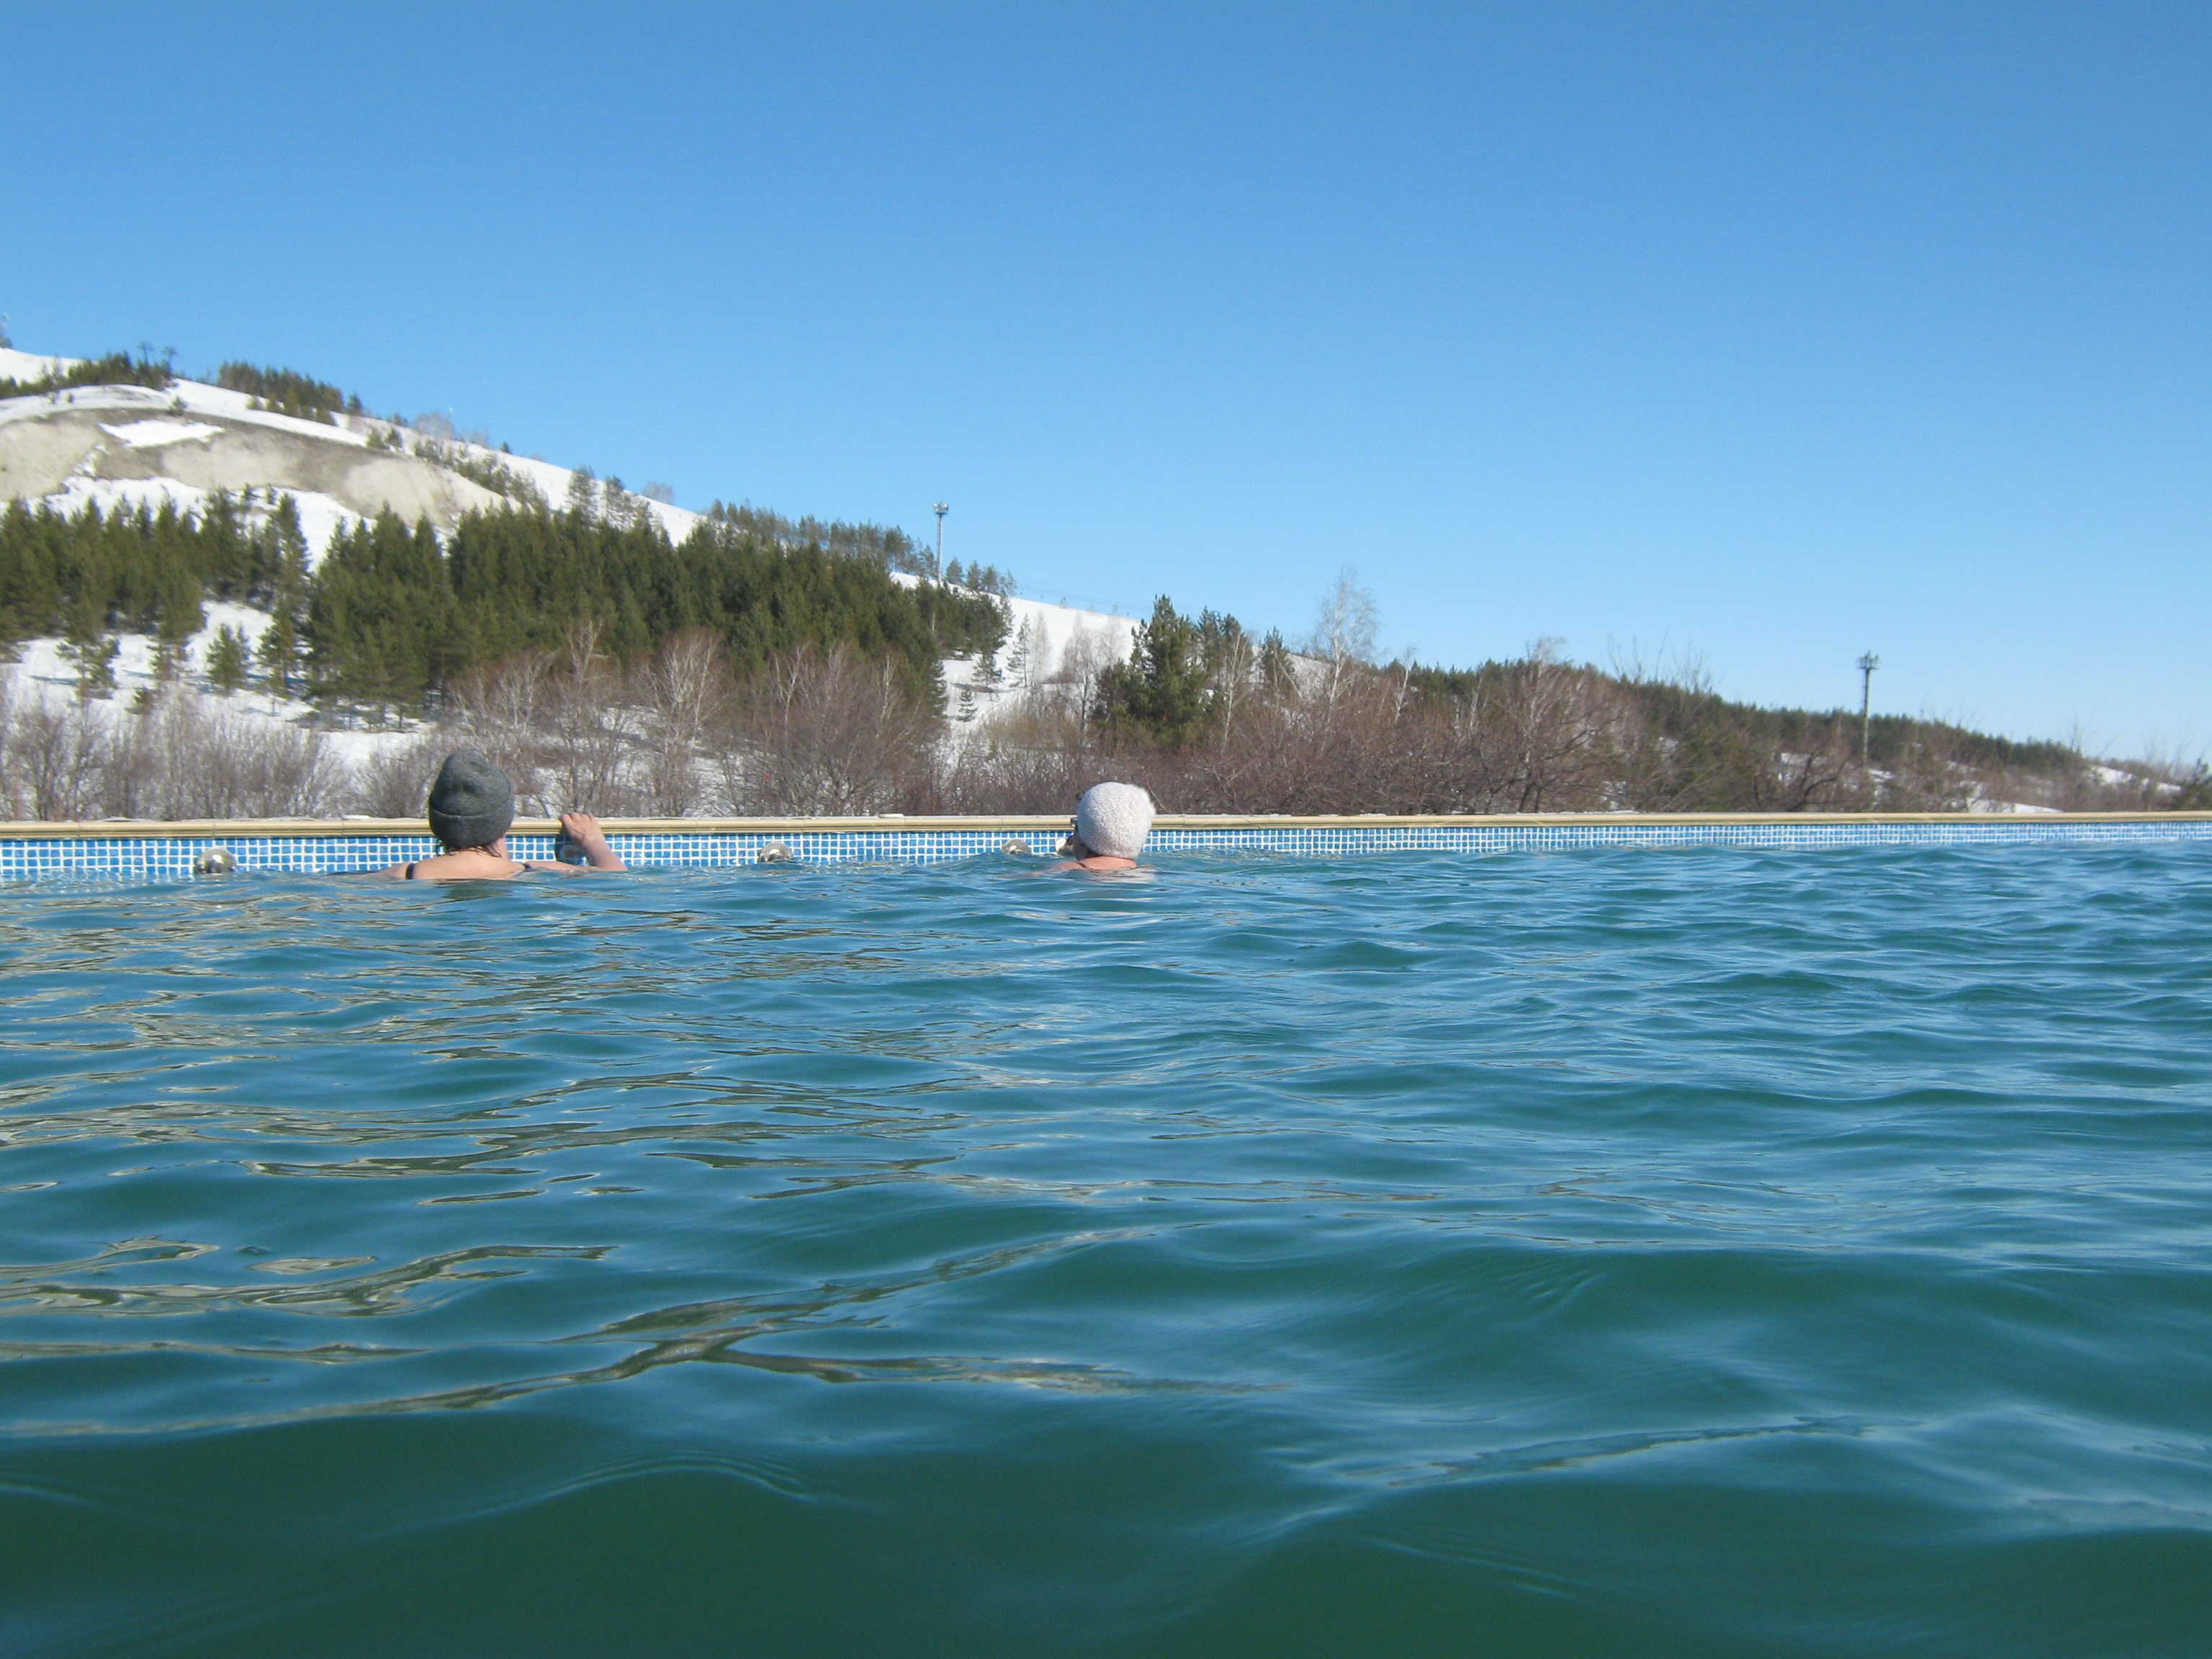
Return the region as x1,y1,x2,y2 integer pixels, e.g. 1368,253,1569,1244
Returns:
1072,781,1155,860
427,750,516,853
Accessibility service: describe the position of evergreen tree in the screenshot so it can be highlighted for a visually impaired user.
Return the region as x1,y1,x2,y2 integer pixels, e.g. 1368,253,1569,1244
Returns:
215,362,356,418
151,559,202,680
206,624,249,694
0,498,63,640
60,598,118,702
257,611,301,698
1097,595,1213,744
1,490,1008,721
256,494,310,608
305,511,458,714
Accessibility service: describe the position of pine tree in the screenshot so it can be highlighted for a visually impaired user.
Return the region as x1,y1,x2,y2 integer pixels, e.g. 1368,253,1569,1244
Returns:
257,611,301,698
207,624,249,694
152,560,202,681
304,511,457,714
0,498,63,640
1097,595,1213,743
60,599,118,702
1005,617,1033,690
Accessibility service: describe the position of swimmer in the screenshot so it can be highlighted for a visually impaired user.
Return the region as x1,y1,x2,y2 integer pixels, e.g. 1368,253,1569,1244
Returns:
1051,781,1155,872
380,750,627,881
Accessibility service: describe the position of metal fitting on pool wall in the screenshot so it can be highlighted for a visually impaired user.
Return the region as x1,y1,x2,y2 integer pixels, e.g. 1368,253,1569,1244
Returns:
757,842,795,864
194,848,239,876
1002,840,1033,856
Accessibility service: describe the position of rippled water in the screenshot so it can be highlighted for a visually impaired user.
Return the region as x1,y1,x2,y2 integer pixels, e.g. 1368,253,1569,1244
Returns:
2,845,2209,1657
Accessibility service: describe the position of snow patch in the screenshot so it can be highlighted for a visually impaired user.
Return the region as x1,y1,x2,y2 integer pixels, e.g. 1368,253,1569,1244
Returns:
97,419,222,449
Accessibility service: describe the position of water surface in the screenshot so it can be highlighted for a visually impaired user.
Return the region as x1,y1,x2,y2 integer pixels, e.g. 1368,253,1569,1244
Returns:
2,845,2208,1655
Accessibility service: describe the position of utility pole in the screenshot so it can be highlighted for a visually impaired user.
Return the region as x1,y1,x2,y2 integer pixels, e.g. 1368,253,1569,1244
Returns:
1856,652,1880,768
932,504,949,579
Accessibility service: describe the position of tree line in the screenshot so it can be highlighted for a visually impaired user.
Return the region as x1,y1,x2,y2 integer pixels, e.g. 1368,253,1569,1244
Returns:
0,495,1009,718
1,567,2198,820
953,590,2205,817
215,362,365,423
0,348,176,401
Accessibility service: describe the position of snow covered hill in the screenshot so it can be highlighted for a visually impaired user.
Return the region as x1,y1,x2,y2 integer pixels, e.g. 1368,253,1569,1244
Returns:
0,347,1142,775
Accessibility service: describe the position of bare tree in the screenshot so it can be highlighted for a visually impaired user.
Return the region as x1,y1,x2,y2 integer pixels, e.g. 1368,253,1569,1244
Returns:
11,700,109,821
349,734,447,818
444,650,553,810
1308,566,1380,707
639,629,725,816
539,622,637,814
721,643,938,815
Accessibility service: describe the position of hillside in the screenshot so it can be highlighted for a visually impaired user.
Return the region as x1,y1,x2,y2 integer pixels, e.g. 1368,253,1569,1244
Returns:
0,349,1142,794
0,343,2198,824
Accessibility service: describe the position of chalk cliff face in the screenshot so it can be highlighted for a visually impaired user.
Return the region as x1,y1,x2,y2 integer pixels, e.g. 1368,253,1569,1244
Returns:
0,387,505,531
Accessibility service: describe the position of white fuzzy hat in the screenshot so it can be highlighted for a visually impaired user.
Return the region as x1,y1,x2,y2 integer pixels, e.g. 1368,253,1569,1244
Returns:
1076,781,1156,860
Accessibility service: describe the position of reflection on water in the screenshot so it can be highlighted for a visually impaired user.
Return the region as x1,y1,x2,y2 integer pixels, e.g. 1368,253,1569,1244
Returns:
1,847,2210,1656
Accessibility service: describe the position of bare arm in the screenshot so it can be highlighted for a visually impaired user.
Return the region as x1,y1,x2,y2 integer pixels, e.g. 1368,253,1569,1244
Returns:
525,812,628,874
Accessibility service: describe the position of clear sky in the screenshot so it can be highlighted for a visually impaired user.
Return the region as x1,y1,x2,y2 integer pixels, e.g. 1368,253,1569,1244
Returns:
4,3,2206,754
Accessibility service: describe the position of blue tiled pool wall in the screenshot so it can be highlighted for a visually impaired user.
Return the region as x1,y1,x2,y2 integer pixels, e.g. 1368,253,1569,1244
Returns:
1,817,2207,881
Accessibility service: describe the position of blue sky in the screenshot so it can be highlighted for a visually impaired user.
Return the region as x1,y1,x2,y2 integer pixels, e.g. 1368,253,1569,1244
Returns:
5,3,2206,753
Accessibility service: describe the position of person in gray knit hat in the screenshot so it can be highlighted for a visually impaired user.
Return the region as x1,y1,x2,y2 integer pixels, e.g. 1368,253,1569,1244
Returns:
1051,781,1156,872
379,750,626,881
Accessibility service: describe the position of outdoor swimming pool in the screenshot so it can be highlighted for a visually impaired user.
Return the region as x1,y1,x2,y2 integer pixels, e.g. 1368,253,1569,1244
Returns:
1,843,2208,1656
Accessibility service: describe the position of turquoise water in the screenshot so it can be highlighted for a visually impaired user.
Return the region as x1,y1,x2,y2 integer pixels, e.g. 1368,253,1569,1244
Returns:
1,845,2208,1657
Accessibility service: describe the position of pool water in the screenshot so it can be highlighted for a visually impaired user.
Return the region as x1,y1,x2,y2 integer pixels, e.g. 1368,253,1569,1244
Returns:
1,845,2208,1657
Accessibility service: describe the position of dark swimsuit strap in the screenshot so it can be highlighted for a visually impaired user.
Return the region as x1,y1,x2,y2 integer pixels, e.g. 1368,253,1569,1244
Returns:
404,858,534,880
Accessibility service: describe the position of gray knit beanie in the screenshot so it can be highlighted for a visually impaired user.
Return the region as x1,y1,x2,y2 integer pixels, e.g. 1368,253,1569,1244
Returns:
1075,781,1155,860
427,750,515,850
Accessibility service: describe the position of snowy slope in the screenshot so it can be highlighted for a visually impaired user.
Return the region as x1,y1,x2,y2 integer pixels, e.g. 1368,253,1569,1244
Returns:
1,346,1151,775
0,347,74,383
